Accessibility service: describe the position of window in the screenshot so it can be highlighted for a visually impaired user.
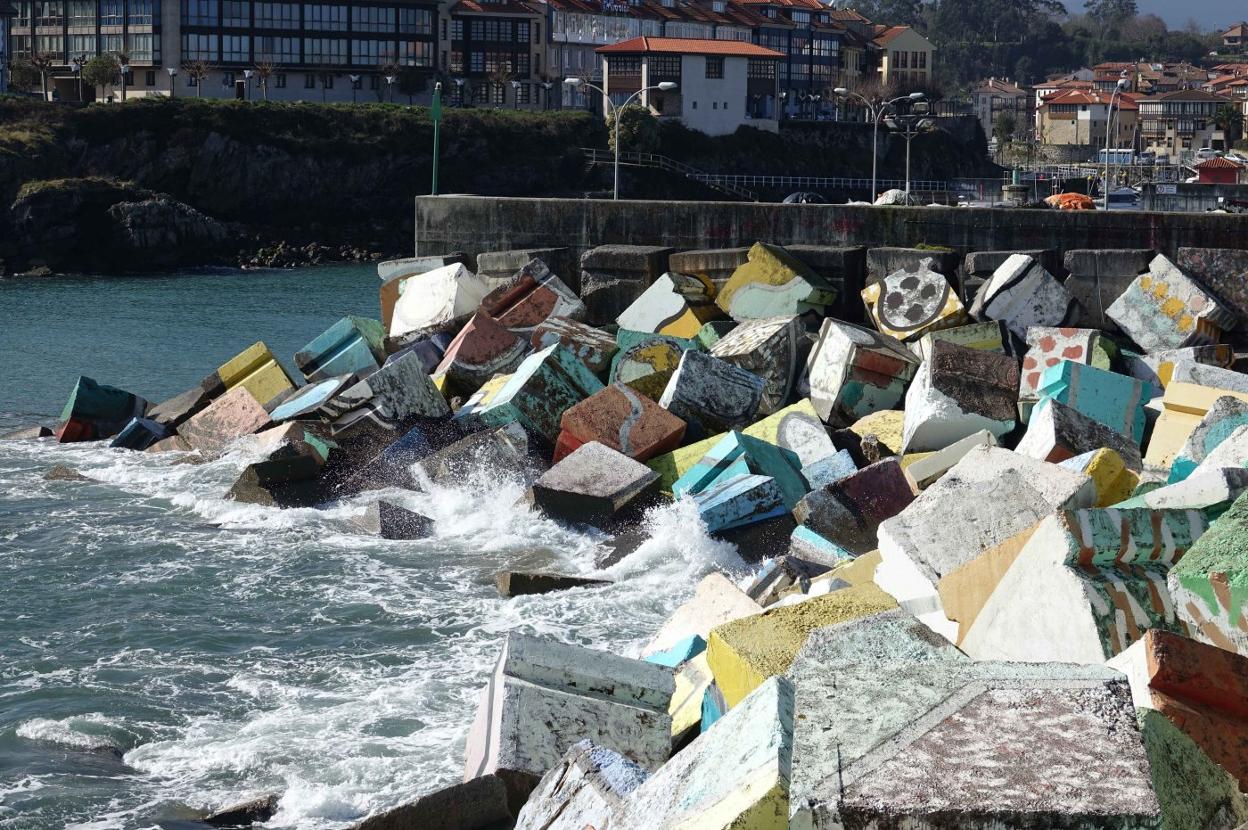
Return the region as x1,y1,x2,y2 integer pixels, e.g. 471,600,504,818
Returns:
181,0,216,26
691,100,697,108
893,49,907,69
469,50,483,72
127,32,155,61
450,50,463,72
99,0,122,25
451,19,463,40
516,81,529,103
128,0,154,25
399,40,432,66
14,0,30,26
256,35,298,62
399,7,431,35
712,101,717,109
275,72,286,87
255,2,299,28
649,55,680,77
351,6,393,33
305,37,346,63
305,4,347,30
917,51,926,69
350,38,387,66
305,73,316,87
69,33,97,55
182,32,217,60
222,0,249,26
100,32,121,52
516,21,529,42
67,0,94,27
747,58,775,78
369,74,379,89
35,0,63,26
791,9,808,22
490,82,504,104
187,74,197,87
608,55,640,75
145,70,155,85
36,34,63,56
223,34,250,62
222,71,235,84
705,55,723,79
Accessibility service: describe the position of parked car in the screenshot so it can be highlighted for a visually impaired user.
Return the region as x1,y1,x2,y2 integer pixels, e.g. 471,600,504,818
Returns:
1195,148,1222,161
782,191,826,204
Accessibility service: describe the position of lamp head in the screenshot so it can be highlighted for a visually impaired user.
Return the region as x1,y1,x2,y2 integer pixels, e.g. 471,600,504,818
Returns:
564,76,582,86
908,91,925,99
167,66,177,76
386,75,396,83
1116,78,1129,90
657,81,677,91
833,86,848,95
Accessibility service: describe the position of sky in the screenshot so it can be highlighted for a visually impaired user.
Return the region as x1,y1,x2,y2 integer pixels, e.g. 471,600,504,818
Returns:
1114,0,1243,30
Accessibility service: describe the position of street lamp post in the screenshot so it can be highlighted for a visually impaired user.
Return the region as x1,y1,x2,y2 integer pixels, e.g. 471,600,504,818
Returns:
348,73,359,103
541,80,552,110
510,79,520,110
453,77,465,107
71,54,85,101
884,102,935,198
385,73,396,103
120,61,130,102
834,88,925,202
243,68,253,100
1103,75,1129,211
564,77,678,200
166,66,177,98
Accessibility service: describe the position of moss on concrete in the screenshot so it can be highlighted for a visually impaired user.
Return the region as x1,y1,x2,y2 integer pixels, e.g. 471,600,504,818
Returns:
1139,709,1248,830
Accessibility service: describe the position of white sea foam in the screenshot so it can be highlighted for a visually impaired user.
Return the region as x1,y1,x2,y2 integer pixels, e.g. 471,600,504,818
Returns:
15,714,136,754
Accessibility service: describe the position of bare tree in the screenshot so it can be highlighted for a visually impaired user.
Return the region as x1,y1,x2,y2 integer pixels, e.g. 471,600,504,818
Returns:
378,56,400,102
28,51,55,101
182,59,212,98
487,61,516,108
254,60,278,101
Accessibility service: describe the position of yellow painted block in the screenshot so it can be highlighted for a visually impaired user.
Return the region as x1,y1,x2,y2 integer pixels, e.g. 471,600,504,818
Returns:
218,342,294,408
828,549,881,587
937,524,1038,646
658,304,724,340
432,372,448,394
900,451,934,470
1079,448,1139,507
849,410,905,456
669,652,713,740
706,583,896,709
1145,382,1248,468
670,778,788,830
861,276,968,344
715,242,818,316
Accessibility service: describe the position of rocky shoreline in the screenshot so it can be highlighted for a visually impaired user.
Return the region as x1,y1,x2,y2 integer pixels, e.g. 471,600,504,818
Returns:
8,238,1248,829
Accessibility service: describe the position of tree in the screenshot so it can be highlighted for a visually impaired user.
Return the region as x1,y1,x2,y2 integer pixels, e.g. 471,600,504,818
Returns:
1085,0,1137,38
81,54,120,101
1214,103,1244,145
254,60,278,101
378,58,401,102
852,0,923,28
487,62,516,108
114,51,131,101
182,59,212,98
994,110,1018,143
27,51,56,100
7,58,42,93
607,104,660,155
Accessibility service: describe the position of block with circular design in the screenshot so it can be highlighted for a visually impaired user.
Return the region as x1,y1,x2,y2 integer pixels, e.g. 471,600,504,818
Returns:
861,257,968,343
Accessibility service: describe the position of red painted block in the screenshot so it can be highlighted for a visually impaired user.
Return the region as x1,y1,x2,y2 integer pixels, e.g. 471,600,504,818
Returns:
55,418,98,443
552,430,585,463
480,259,585,333
434,311,528,392
559,383,686,463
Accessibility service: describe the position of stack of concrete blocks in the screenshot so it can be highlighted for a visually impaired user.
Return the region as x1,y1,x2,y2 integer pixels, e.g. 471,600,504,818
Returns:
962,507,1207,662
179,386,272,456
708,315,802,416
714,242,838,320
1015,399,1144,471
658,351,764,440
512,739,648,830
1063,248,1154,330
970,253,1076,345
555,383,686,463
788,660,1247,829
1168,489,1248,656
479,258,587,336
578,245,675,325
529,316,618,377
876,445,1094,643
1033,359,1147,445
1146,380,1248,471
609,330,701,401
456,344,604,444
529,441,659,528
1107,254,1235,352
960,249,1056,306
1169,397,1248,482
861,257,968,343
434,311,529,395
783,245,866,322
901,340,1020,452
463,633,674,810
389,264,489,345
476,247,578,292
614,272,722,339
377,253,469,330
908,319,1009,362
793,458,916,560
55,376,150,443
1017,326,1111,421
805,319,919,426
295,316,387,384
672,431,807,533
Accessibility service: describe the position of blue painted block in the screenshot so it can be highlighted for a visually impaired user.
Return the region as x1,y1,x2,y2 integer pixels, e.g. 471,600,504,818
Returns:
644,635,707,668
109,417,171,450
673,431,807,510
691,473,787,532
701,682,727,733
268,376,354,422
801,449,858,492
385,332,453,374
1035,359,1146,444
788,525,853,564
294,316,386,383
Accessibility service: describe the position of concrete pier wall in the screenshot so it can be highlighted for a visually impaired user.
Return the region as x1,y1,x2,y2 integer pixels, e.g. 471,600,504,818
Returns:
415,196,1248,268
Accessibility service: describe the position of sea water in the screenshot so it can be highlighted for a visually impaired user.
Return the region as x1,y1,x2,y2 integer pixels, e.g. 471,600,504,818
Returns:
0,267,744,829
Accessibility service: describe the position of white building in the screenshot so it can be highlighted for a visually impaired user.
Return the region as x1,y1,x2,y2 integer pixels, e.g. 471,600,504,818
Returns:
597,36,781,136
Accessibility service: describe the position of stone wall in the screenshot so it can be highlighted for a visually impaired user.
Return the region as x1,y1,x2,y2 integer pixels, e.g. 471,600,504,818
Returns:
1141,183,1248,214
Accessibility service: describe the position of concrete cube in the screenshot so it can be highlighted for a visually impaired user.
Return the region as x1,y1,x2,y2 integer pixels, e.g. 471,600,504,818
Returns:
1057,448,1140,507
901,340,1019,453
716,242,838,320
1018,326,1112,419
668,247,750,288
295,316,386,383
1169,489,1248,657
971,253,1076,340
1107,254,1234,353
805,318,919,426
267,375,355,423
1063,248,1155,330
1,425,52,440
1176,246,1248,321
477,247,577,291
609,330,700,401
1147,381,1248,471
557,383,685,463
908,319,1010,363
862,257,968,343
1015,399,1144,471
793,458,916,556
180,386,271,456
902,429,997,489
690,472,787,533
866,246,959,287
56,375,150,442
324,350,451,439
389,263,488,340
479,257,586,334
418,422,545,486
647,573,761,657
1170,396,1248,483
494,571,611,598
962,248,1057,303
1122,344,1233,398
205,341,295,409
109,417,172,451
1169,360,1248,395
513,740,647,830
614,272,722,339
530,441,659,526
787,610,966,685
530,315,618,377
708,315,802,416
579,245,676,325
377,253,469,331
350,774,510,830
673,431,807,511
1035,359,1147,444
434,311,529,394
348,501,434,539
800,448,857,491
659,350,764,440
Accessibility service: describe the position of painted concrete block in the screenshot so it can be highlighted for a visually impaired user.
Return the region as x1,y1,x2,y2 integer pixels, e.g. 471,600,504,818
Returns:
209,341,295,409
1172,397,1248,482
346,501,433,539
667,247,750,289
800,448,857,491
480,247,578,291
145,384,214,430
700,682,727,733
793,458,916,556
962,508,1207,663
609,329,701,402
903,429,998,489
179,386,271,456
1108,628,1248,791
433,311,528,394
646,573,762,657
963,249,1056,302
1170,361,1248,396
513,740,647,830
876,445,1094,642
109,417,171,451
691,473,788,532
557,383,685,464
1058,448,1140,507
787,525,853,567
659,350,764,440
1176,246,1248,321
936,524,1039,647
530,315,618,377
611,676,794,830
463,633,674,791
578,245,674,325
644,635,706,669
1015,399,1144,471
694,319,736,350
480,258,587,335
901,340,1019,453
1169,489,1248,657
805,318,918,426
267,375,353,424
324,350,451,439
351,773,510,830
456,344,605,443
615,272,721,339
709,315,802,416
745,556,833,608
1115,467,1248,514
419,422,545,487
1106,254,1233,353
861,257,967,343
295,316,386,383
530,441,659,527
706,583,896,708
672,431,807,511
716,241,837,320
1146,381,1248,470
668,652,713,743
389,263,488,339
377,254,467,331
57,376,149,442
1063,247,1155,330
971,253,1075,340
866,246,959,288
908,319,1009,364
787,609,966,686
1122,344,1233,397
788,660,1240,830
1018,326,1111,419
1034,359,1146,444
847,409,905,457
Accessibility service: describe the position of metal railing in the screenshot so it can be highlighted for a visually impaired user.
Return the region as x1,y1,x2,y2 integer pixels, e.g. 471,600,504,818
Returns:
580,148,759,201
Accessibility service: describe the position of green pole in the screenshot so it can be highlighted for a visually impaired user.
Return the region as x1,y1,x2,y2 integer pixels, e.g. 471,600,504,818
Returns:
431,82,443,196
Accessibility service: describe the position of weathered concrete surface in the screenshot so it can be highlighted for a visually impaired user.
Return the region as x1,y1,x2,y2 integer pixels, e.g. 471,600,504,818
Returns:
866,247,959,288
611,676,795,830
962,248,1056,302
348,501,434,539
709,315,802,416
716,242,837,320
109,417,172,451
668,652,714,741
971,253,1075,340
494,571,611,597
1123,344,1233,398
462,633,674,801
325,350,451,439
1177,246,1248,322
512,740,647,830
646,573,762,657
793,458,916,556
745,557,832,608
786,610,966,685
477,247,578,291
643,634,706,669
862,257,967,343
377,253,469,331
146,435,192,453
1169,489,1248,657
1171,361,1248,396
1058,448,1140,507
903,429,997,489
609,330,700,402
1116,467,1248,513
805,319,918,426
1171,397,1248,483
615,272,721,339
389,264,488,340
204,794,279,827
1063,248,1156,330
267,375,355,424
908,320,1009,363
179,386,271,456
800,448,857,491
579,245,676,325
530,441,659,526
668,247,750,287
706,583,896,708
962,508,1207,663
418,422,545,487
901,340,1019,452
1017,326,1111,419
434,311,528,394
659,351,764,440
1015,399,1144,471
1146,382,1248,471
1108,628,1248,791
672,431,807,511
530,316,619,377
350,775,510,830
1035,359,1147,445
295,316,386,383
1107,254,1234,353
479,257,586,336
556,383,685,463
846,409,905,457
57,375,150,442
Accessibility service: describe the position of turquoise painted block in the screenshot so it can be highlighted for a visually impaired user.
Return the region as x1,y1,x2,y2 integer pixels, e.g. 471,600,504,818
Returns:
1168,400,1248,484
701,682,727,733
789,525,853,563
691,473,787,532
454,344,605,442
673,431,807,510
802,449,857,492
645,635,707,668
608,329,703,399
294,316,386,382
60,376,149,426
1035,359,1146,444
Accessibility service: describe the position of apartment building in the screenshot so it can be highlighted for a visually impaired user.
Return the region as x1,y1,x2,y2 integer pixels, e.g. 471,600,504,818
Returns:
441,0,545,107
0,1,12,92
872,24,931,89
970,76,1029,140
1138,89,1233,161
1035,88,1137,152
1223,21,1246,54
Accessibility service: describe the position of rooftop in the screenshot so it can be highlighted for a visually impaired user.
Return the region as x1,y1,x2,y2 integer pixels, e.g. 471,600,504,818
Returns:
1196,156,1243,169
596,36,785,57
